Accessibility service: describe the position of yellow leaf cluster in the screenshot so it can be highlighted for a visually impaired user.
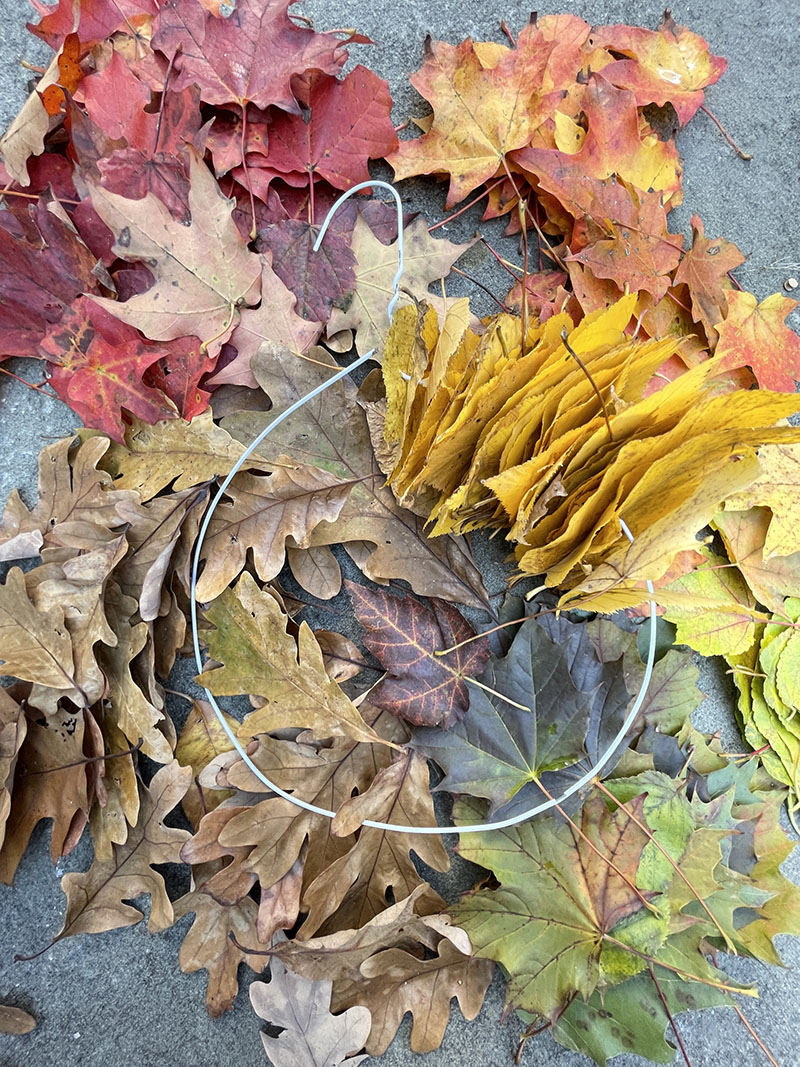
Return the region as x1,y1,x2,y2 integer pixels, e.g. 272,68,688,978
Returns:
383,295,800,612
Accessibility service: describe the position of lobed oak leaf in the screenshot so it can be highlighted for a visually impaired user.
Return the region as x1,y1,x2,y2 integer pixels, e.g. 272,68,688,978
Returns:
197,573,386,749
174,700,237,830
221,344,490,611
174,885,265,1017
96,409,253,501
0,492,44,563
87,705,140,862
152,0,349,113
250,954,371,1067
0,689,26,852
88,149,262,356
53,760,191,943
299,749,449,937
332,938,492,1056
715,289,800,392
346,581,490,729
269,884,468,983
194,466,355,602
591,13,727,125
672,215,745,344
96,583,174,762
0,567,75,696
0,709,90,885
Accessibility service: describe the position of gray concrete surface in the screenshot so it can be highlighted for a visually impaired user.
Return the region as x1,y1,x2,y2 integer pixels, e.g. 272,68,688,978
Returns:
1,2,799,1066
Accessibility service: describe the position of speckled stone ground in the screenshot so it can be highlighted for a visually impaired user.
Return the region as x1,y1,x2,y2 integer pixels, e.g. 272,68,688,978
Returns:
0,3,799,1066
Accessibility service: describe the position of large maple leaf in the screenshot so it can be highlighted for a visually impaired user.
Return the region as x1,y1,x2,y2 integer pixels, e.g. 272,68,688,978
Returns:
388,17,591,207
88,150,262,356
242,67,397,194
256,219,356,322
414,614,629,813
452,793,653,1020
326,216,475,356
28,0,157,50
513,74,683,209
48,331,176,441
347,581,490,729
152,0,350,113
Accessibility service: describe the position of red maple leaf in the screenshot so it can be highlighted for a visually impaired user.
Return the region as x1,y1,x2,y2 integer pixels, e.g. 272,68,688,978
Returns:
28,0,157,51
144,336,217,420
152,0,352,113
242,67,397,196
0,197,101,359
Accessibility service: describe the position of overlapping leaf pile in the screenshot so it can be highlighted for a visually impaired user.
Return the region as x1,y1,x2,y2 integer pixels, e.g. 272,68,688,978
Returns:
1,4,800,1067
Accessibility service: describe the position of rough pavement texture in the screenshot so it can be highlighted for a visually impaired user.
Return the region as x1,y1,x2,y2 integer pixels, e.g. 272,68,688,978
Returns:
1,2,799,1066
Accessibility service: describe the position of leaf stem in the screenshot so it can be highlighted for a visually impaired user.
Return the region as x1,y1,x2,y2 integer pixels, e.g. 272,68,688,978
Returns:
699,105,752,161
560,327,614,443
451,265,509,313
648,963,693,1067
428,178,504,232
19,738,143,777
200,302,236,354
733,1002,781,1067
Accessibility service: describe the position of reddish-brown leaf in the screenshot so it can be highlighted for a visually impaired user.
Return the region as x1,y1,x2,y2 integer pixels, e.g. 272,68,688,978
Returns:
716,290,800,392
256,220,356,322
152,0,350,113
347,581,490,728
29,0,157,51
673,216,746,344
244,67,397,194
0,198,101,359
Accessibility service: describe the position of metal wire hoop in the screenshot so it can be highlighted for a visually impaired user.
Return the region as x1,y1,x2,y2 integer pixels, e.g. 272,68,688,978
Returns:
189,181,657,835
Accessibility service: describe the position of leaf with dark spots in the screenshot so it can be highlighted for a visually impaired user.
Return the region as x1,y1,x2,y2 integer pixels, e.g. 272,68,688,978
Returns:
143,335,216,420
256,220,356,321
346,581,490,728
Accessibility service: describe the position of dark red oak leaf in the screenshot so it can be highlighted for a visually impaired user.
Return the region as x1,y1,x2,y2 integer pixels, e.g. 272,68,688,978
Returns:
346,581,490,728
152,0,352,113
0,197,101,359
255,220,356,321
244,67,398,192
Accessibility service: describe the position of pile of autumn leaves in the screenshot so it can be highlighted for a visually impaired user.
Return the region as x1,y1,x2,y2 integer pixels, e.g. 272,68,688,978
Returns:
2,2,800,1065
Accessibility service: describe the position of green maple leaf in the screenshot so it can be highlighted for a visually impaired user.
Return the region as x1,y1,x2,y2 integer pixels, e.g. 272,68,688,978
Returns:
413,614,629,814
451,793,654,1020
